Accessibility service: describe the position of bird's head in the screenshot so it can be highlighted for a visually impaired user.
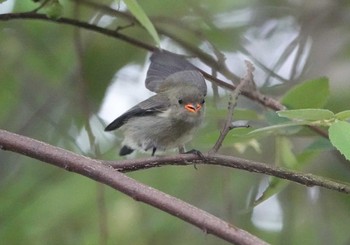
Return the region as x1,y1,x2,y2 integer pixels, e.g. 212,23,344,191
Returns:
166,86,206,121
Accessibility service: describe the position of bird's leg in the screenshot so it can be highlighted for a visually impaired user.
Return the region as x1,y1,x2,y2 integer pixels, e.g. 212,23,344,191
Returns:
184,149,204,158
178,146,185,154
183,149,204,170
151,147,157,156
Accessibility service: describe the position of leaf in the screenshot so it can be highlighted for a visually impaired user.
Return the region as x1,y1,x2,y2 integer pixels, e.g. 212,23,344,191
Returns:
281,77,329,109
279,137,298,168
249,121,306,136
44,0,63,19
296,138,333,164
254,137,297,206
304,138,334,151
335,110,350,121
329,121,350,161
277,109,334,121
254,178,288,206
123,0,160,46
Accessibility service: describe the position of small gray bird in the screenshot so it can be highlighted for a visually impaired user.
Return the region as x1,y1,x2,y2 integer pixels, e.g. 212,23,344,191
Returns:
105,51,207,156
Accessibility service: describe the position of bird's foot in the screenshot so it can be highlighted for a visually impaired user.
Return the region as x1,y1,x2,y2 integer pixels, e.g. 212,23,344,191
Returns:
184,149,204,158
151,147,157,157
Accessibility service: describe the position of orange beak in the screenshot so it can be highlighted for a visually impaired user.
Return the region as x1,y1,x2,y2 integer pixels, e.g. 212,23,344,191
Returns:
184,103,202,113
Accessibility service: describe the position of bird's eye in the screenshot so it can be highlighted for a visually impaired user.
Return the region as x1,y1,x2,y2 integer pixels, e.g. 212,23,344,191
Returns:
201,99,205,104
178,99,183,104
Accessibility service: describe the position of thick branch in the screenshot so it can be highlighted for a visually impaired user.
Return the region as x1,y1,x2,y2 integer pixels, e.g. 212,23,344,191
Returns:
105,154,350,195
0,129,267,245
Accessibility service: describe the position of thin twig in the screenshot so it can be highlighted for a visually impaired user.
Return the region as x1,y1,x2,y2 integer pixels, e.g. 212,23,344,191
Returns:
210,61,255,154
31,0,51,13
290,35,308,81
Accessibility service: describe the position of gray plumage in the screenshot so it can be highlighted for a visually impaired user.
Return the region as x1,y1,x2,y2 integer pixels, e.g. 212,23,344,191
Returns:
105,51,207,156
145,50,207,95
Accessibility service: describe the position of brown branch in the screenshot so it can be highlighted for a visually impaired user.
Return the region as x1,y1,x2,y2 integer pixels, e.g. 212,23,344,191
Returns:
104,154,350,195
0,12,286,111
210,61,255,153
0,12,156,52
0,11,328,133
0,129,268,245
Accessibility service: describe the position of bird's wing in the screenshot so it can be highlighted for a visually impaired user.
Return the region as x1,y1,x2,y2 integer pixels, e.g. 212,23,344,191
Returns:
104,94,170,131
162,70,207,95
145,50,207,95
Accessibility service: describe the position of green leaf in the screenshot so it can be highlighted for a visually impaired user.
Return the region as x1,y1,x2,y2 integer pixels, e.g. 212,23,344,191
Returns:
278,137,298,168
249,121,306,136
44,0,63,19
296,138,333,164
335,110,350,121
277,109,334,121
254,137,297,206
329,121,350,161
304,138,334,151
281,77,329,109
254,178,288,206
123,0,160,46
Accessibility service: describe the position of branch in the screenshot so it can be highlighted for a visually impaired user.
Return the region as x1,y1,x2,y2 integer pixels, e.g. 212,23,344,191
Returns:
0,12,328,140
0,12,282,112
104,154,350,195
0,12,156,52
210,61,255,153
0,11,330,140
0,129,267,245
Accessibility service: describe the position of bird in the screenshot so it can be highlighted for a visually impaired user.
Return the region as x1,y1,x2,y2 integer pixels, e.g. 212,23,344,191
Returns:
105,50,207,156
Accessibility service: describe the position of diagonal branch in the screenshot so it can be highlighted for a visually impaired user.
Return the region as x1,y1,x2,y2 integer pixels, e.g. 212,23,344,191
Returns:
210,61,255,154
0,12,156,51
0,12,282,111
0,11,329,139
0,129,267,245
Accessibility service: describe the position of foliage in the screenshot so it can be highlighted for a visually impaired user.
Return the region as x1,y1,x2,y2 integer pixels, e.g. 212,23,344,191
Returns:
123,0,160,46
329,121,350,161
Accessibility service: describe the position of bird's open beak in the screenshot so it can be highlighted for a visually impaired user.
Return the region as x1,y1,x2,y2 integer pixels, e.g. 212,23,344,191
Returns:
184,103,202,113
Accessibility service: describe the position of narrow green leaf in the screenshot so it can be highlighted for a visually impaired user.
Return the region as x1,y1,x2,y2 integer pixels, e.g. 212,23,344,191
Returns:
249,121,306,136
279,137,298,168
277,109,334,121
254,137,296,206
329,121,350,161
335,110,350,121
304,138,334,151
296,138,333,164
254,178,288,206
123,0,160,46
282,77,329,109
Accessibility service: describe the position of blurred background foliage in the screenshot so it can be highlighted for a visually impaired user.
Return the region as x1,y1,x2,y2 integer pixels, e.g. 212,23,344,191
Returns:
1,0,350,244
